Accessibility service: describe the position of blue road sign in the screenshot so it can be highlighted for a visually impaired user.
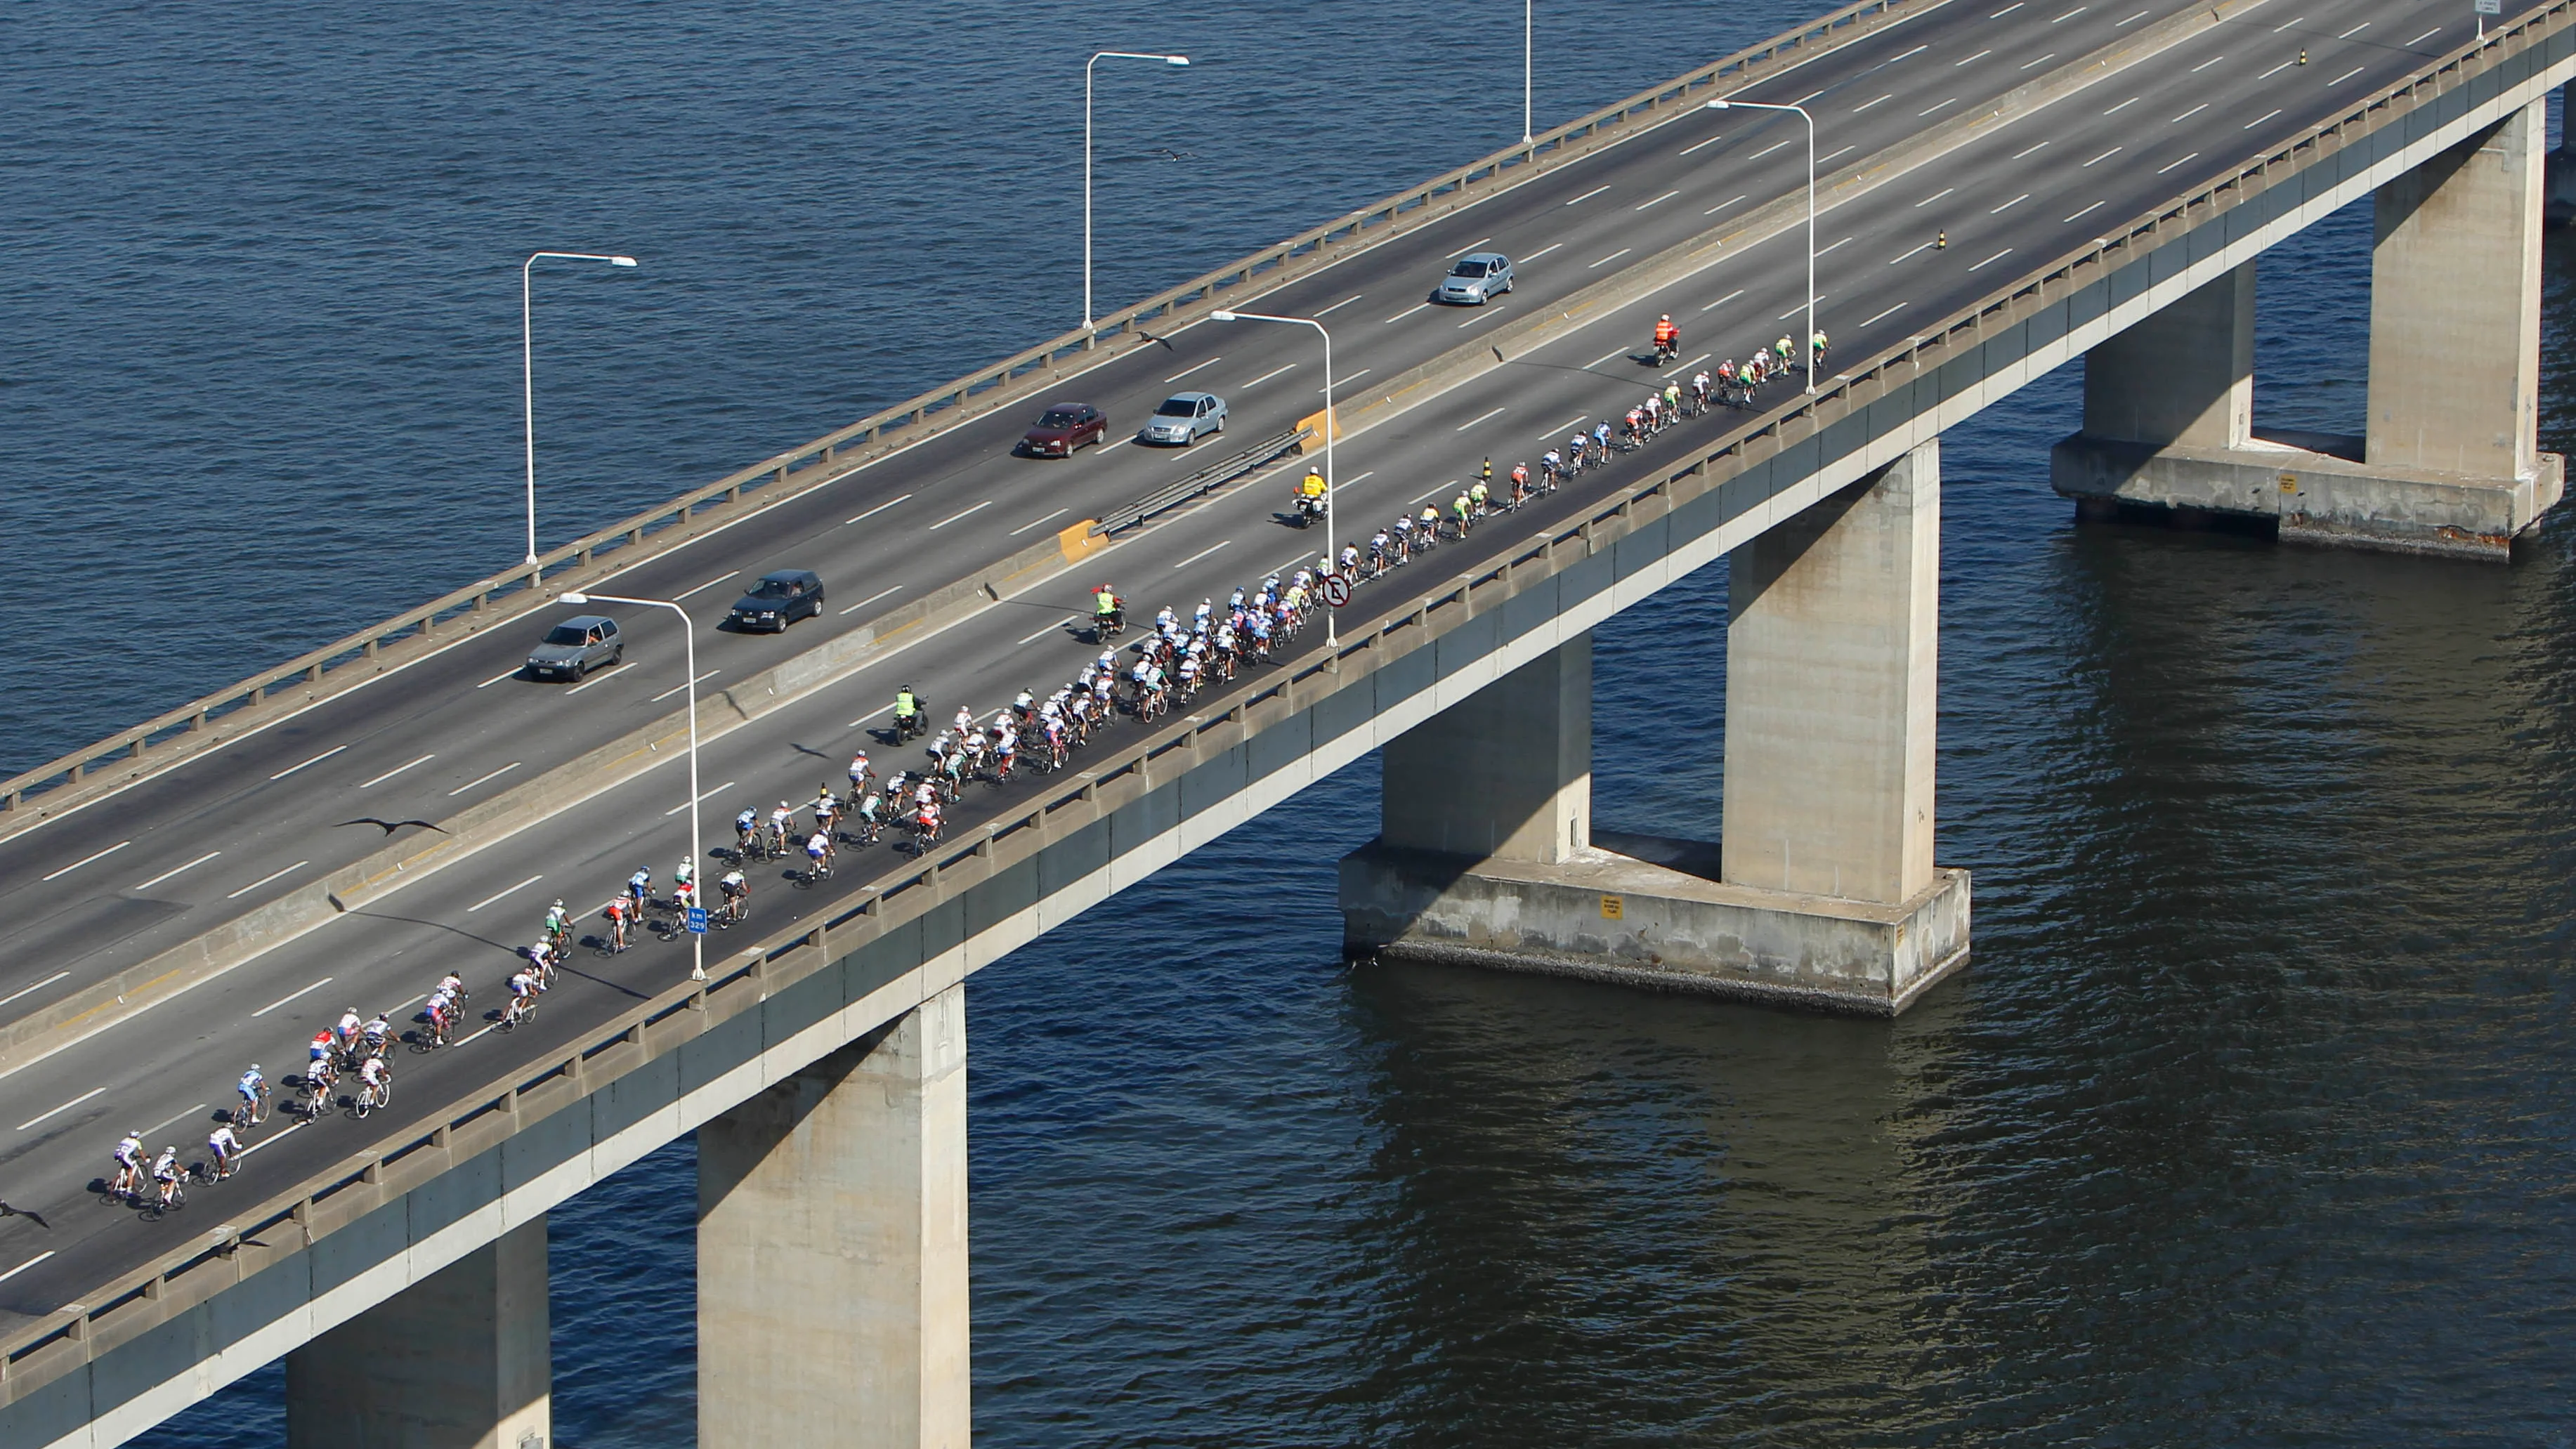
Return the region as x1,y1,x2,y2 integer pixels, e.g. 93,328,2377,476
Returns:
685,906,709,935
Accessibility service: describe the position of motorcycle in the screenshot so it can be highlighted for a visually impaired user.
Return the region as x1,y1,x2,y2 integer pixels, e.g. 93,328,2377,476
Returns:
1293,492,1329,528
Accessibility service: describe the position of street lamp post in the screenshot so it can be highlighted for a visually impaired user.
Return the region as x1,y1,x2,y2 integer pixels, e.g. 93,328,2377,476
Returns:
1210,309,1339,647
523,251,639,568
1524,0,1534,143
558,591,706,983
1706,99,1818,394
1085,51,1190,332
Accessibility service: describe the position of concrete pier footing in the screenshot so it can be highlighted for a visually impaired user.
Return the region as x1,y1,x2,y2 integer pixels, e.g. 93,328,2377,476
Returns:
698,985,969,1449
2053,104,2563,560
282,1219,551,1449
1343,440,1968,1016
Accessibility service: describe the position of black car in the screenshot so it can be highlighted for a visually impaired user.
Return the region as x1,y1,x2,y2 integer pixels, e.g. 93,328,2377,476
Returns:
729,570,825,632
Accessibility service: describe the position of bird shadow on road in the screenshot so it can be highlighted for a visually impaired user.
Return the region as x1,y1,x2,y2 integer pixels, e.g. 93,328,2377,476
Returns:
344,910,516,957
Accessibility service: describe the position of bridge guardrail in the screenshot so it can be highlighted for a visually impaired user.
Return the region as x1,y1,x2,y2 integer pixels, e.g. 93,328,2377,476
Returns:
0,0,1937,834
1092,426,1314,537
18,0,2574,1413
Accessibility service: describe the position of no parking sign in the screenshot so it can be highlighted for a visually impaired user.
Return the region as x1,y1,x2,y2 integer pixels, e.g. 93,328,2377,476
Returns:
1321,574,1354,608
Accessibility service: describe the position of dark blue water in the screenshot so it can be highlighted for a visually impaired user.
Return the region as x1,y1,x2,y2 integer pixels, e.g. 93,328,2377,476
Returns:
11,4,2576,1444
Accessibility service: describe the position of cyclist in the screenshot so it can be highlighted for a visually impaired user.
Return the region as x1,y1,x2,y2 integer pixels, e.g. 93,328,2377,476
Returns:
526,937,556,992
544,897,570,950
151,1145,183,1209
605,894,631,952
1592,420,1612,458
805,828,833,879
308,1027,334,1077
207,1123,241,1181
627,866,653,914
1467,477,1490,518
1652,313,1679,362
1810,329,1829,369
1663,380,1683,419
735,806,761,858
112,1130,145,1198
1509,461,1530,506
237,1063,267,1128
719,869,750,926
1391,512,1415,563
1692,369,1713,411
1774,334,1794,369
358,1055,390,1111
1368,529,1391,577
674,855,695,903
504,968,537,1026
426,986,456,1045
1451,492,1473,537
848,749,875,797
1419,504,1441,545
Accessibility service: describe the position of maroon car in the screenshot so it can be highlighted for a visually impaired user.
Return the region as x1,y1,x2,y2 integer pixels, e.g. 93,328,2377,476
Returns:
1020,401,1109,457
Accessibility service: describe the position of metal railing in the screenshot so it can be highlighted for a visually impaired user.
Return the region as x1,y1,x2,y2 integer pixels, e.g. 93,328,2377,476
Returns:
15,0,2571,1411
0,0,1932,822
1093,426,1314,537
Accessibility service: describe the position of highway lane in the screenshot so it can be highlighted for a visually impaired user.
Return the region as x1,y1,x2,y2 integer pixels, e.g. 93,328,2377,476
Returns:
0,0,2518,1322
0,0,2221,1032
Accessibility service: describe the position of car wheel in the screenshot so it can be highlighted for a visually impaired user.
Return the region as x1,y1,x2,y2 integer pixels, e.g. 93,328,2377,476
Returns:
574,657,589,680
613,645,624,666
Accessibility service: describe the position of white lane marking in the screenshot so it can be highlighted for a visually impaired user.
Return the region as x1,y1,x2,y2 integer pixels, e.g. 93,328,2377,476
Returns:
1704,193,1748,216
1701,288,1745,313
646,673,716,705
1990,0,2024,13
1323,368,1373,396
2051,4,2085,21
1313,293,1365,317
562,667,624,697
1170,540,1233,572
1455,407,1507,433
1099,437,1130,452
1968,247,2013,272
359,753,435,789
1454,237,1493,256
2327,66,2362,85
2336,20,2368,38
1588,248,1633,268
674,569,740,602
1859,301,1909,328
1635,189,1681,211
845,493,913,527
1817,235,1855,257
235,1118,310,1160
2084,145,2123,167
2063,199,2107,223
2257,58,2296,79
1819,144,1855,166
2116,8,2148,24
1538,415,1587,439
847,703,894,728
1016,616,1079,646
1240,363,1297,388
663,780,736,817
41,841,131,882
2192,54,2225,72
1853,93,1894,113
225,860,309,900
1889,240,1936,265
2020,51,2058,69
15,1087,105,1132
2012,140,2051,160
1990,193,2030,215
466,875,544,913
1583,348,1627,369
140,1103,204,1139
1790,88,1826,106
1382,301,1431,324
1885,44,1929,65
1679,133,1727,156
1164,358,1221,383
839,585,902,616
133,851,221,893
929,500,993,530
1457,309,1506,329
1748,139,1791,161
0,972,72,1010
1522,242,1564,263
1918,97,1958,117
1009,508,1071,537
270,745,347,781
2405,26,2440,46
1777,294,1825,322
250,976,333,1018
2171,103,2209,124
2156,151,2202,176
476,667,521,689
0,1252,55,1285
1564,185,1611,206
2272,13,2307,31
2244,107,2284,130
446,761,523,796
2103,96,2139,114
1341,471,1378,487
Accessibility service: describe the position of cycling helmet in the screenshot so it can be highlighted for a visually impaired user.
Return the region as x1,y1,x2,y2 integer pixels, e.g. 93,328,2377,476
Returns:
249,1063,260,1071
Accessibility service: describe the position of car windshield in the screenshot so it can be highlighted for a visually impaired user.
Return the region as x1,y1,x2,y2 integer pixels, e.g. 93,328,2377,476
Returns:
748,579,796,600
1450,259,1489,277
1036,409,1080,428
1155,397,1198,417
544,625,589,646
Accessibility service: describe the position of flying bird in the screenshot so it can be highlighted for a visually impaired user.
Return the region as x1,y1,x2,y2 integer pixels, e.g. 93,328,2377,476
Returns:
0,1201,52,1231
337,818,448,837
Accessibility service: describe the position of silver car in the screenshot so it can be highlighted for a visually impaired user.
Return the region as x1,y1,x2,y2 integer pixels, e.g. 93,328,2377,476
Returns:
1435,251,1515,305
1138,391,1227,446
525,614,623,681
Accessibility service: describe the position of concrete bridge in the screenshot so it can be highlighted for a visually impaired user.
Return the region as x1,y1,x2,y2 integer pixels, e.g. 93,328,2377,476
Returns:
3,0,2570,1443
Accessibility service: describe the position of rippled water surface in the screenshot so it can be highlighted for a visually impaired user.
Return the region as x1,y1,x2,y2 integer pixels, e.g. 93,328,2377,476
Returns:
11,2,2576,1444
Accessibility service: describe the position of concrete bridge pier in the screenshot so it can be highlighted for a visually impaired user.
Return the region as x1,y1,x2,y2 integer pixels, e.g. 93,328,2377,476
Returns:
2053,101,2563,560
697,984,969,1449
1340,440,1969,1016
282,1218,551,1449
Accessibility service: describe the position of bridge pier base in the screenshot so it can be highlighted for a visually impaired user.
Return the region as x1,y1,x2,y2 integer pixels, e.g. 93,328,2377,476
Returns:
2053,103,2562,560
1342,442,1968,1016
281,1218,551,1449
697,984,969,1449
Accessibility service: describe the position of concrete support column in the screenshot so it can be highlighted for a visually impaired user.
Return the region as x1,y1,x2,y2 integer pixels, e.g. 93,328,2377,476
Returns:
698,985,969,1449
283,1219,550,1449
2367,103,2544,482
1722,440,1940,906
2079,263,2254,451
1378,634,1591,864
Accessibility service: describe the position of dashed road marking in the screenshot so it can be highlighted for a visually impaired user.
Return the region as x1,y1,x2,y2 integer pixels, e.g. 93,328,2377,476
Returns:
447,761,523,796
1164,358,1221,383
226,860,309,900
1564,185,1611,206
360,754,435,789
271,745,347,781
41,841,130,882
1588,248,1632,268
929,500,993,530
466,875,544,912
840,585,901,616
249,975,332,1018
845,494,912,527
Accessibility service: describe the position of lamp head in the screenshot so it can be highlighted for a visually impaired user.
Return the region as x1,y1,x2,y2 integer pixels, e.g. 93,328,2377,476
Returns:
1165,55,1190,66
1212,310,1238,322
1706,99,1730,110
560,591,591,605
608,256,639,267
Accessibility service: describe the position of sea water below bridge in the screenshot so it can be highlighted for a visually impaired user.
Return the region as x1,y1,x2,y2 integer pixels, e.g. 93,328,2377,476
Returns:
10,2,2576,1443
